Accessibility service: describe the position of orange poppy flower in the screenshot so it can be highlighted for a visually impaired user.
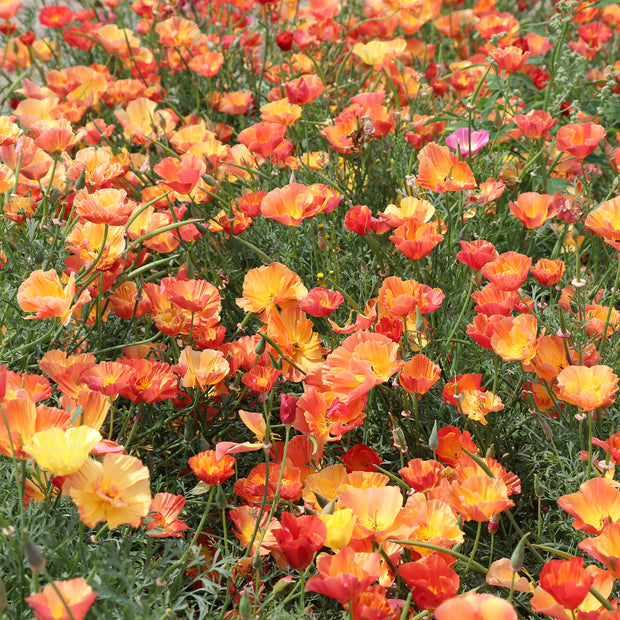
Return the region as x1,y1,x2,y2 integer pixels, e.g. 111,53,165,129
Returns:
340,485,403,541
154,15,201,46
530,258,565,286
241,366,281,393
379,195,436,229
398,354,441,395
238,122,287,158
434,593,517,620
558,477,620,534
490,314,538,364
189,450,235,486
188,51,224,78
556,365,618,411
416,142,476,192
398,458,445,493
65,222,126,271
399,554,459,611
471,284,517,316
556,122,606,159
435,425,478,467
466,313,504,349
25,577,97,620
236,263,308,319
522,335,569,382
584,304,620,340
153,155,206,195
0,397,36,459
80,361,138,397
585,196,620,250
456,239,499,270
178,347,229,390
260,98,303,126
513,109,557,139
509,192,555,229
284,74,325,105
579,521,620,577
488,45,531,73
389,219,446,260
481,251,532,291
447,475,514,522
144,492,189,538
73,188,135,226
539,557,595,610
234,462,302,504
17,269,91,326
261,183,341,226
378,276,445,318
30,118,85,153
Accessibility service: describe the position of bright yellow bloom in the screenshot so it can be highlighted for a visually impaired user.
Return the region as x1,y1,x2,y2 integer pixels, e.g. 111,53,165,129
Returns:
23,426,101,475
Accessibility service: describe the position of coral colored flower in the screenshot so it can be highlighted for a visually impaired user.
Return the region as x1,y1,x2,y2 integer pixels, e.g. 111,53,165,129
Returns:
25,577,97,620
531,258,565,286
416,142,476,192
490,314,538,364
435,425,478,467
306,546,383,605
178,347,229,389
241,366,281,393
398,458,445,493
389,219,446,260
284,74,325,105
238,122,287,158
523,335,569,383
579,521,620,577
0,397,36,459
556,365,618,411
445,128,489,158
509,192,555,229
189,450,235,486
23,426,101,476
558,477,620,534
399,554,459,610
340,485,403,540
398,354,441,395
556,122,606,159
585,196,620,250
539,557,594,610
486,558,532,593
260,98,302,126
188,51,224,77
447,476,514,522
153,155,206,195
489,45,532,73
471,284,517,316
30,118,85,153
378,276,445,318
456,239,499,270
466,313,504,349
80,361,138,397
299,287,344,316
261,183,341,227
435,592,517,620
268,512,327,569
513,109,557,139
481,251,532,291
63,454,151,529
73,188,134,226
342,444,381,473
0,0,22,20
116,358,179,404
144,492,189,538
17,270,91,326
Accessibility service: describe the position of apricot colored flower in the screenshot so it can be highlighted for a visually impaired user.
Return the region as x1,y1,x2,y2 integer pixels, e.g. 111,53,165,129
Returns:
399,554,459,610
17,270,91,326
389,219,446,260
73,188,134,226
30,118,85,153
25,577,97,620
539,557,594,610
481,251,532,291
261,183,341,226
531,258,565,286
260,98,302,126
306,546,383,605
491,314,538,364
471,284,517,316
399,459,445,493
513,109,557,139
65,222,126,271
579,521,620,577
178,347,229,389
416,142,476,192
398,354,441,395
486,558,532,593
0,397,36,459
238,122,287,158
489,45,531,73
340,485,403,540
155,15,201,46
352,38,407,66
556,365,618,411
0,0,22,20
509,192,555,229
63,454,151,529
299,287,344,316
116,358,179,404
189,450,235,485
284,74,325,105
144,492,189,538
80,361,138,397
523,335,569,383
153,155,206,195
559,477,620,534
443,374,504,424
556,122,606,159
236,262,307,317
269,512,327,569
23,426,101,476
447,476,514,522
434,593,517,620
585,196,620,250
378,276,445,318
435,425,478,467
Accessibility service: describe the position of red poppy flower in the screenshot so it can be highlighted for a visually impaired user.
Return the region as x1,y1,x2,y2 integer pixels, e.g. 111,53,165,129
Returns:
539,557,594,610
268,511,326,569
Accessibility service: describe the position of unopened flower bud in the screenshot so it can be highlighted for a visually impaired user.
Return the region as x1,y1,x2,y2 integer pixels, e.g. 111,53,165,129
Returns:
488,513,500,534
254,337,266,356
279,393,297,426
510,531,530,572
429,421,439,453
239,590,252,619
215,484,227,510
23,532,46,573
272,576,295,599
534,474,544,499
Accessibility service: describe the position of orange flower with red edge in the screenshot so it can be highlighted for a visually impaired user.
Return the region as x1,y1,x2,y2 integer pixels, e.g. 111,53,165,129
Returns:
398,458,445,493
579,521,620,578
531,258,565,286
456,239,499,270
298,287,344,316
178,347,230,390
389,219,446,260
238,122,287,158
489,45,531,73
471,284,517,316
416,142,476,192
30,118,85,153
447,475,514,522
73,188,135,226
26,577,97,620
513,109,557,139
466,313,504,349
17,270,91,326
556,121,606,159
509,192,555,229
398,354,441,395
399,554,459,610
539,557,594,610
556,364,618,411
481,251,532,291
268,511,327,569
153,155,206,195
285,74,325,105
189,450,235,486
144,492,189,538
435,425,478,467
80,361,137,397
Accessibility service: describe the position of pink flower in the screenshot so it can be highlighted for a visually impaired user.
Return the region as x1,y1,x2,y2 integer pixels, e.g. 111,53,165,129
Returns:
445,128,490,159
